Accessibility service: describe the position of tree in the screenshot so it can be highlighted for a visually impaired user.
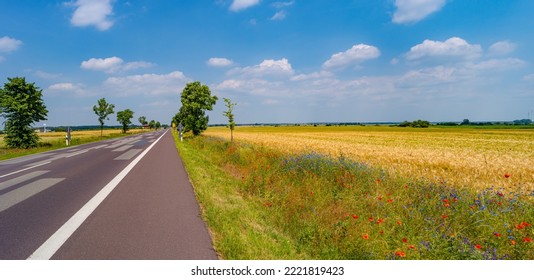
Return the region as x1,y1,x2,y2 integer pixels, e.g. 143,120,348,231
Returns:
138,116,147,128
177,81,218,136
461,119,470,125
117,109,134,134
155,121,161,130
148,120,156,129
223,97,236,141
0,77,48,148
93,98,115,137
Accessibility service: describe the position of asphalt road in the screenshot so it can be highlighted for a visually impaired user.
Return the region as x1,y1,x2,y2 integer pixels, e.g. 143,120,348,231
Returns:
0,129,217,260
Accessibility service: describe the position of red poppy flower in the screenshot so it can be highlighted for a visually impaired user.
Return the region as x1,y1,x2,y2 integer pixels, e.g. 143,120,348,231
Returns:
516,224,524,230
442,214,448,219
397,220,402,226
377,218,385,224
387,199,393,203
377,196,383,200
504,173,511,178
408,244,416,250
395,251,406,258
493,232,502,237
368,217,374,222
521,222,531,227
362,234,369,240
379,230,384,235
524,237,532,243
404,185,408,189
402,238,408,243
352,214,359,219
511,240,516,245
453,198,458,203
497,191,504,197
475,244,482,250
444,203,450,208
443,199,450,203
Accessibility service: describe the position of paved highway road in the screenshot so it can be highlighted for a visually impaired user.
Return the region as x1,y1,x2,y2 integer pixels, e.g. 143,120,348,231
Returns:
0,129,217,259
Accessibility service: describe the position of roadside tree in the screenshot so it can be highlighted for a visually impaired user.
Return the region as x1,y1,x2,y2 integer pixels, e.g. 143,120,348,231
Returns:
223,97,236,141
0,77,48,148
138,116,147,128
176,81,218,136
117,109,134,134
93,98,115,137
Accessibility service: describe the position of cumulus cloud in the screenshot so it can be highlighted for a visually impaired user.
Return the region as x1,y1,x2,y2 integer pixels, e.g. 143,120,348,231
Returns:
488,41,516,56
271,1,294,9
69,0,114,31
406,37,482,61
0,36,23,53
230,0,260,12
104,71,191,96
392,0,446,24
322,44,380,69
234,58,294,77
467,58,525,71
81,56,153,73
207,57,234,67
291,71,333,81
47,82,87,96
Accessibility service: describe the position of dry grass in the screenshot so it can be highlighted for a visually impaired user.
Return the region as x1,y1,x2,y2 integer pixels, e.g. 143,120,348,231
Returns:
205,126,534,194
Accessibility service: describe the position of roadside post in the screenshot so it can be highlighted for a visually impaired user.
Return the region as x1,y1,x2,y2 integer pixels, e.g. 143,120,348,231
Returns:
66,127,71,146
178,123,183,142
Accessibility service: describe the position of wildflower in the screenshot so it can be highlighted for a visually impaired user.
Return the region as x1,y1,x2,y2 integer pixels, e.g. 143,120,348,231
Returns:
524,237,532,243
515,224,524,230
408,244,417,250
497,191,504,197
504,173,511,178
493,232,502,237
397,220,402,226
520,222,531,227
453,198,458,203
379,230,384,235
404,185,408,189
511,240,516,245
395,251,406,258
377,196,383,201
442,214,448,219
368,217,374,222
402,238,408,243
362,234,369,240
376,179,382,184
444,203,450,208
443,199,450,203
377,218,385,225
475,244,482,250
352,214,359,219
387,199,393,203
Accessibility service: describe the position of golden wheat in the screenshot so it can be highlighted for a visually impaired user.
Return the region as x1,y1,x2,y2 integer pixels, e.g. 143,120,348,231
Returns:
205,126,534,193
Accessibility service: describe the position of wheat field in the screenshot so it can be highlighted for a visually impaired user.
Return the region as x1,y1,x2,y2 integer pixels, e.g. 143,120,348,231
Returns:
205,126,534,194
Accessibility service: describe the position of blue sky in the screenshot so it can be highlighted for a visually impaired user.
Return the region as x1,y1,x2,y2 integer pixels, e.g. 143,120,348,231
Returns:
1,0,533,126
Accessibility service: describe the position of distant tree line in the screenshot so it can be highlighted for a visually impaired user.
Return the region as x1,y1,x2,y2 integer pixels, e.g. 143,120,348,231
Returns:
398,120,431,128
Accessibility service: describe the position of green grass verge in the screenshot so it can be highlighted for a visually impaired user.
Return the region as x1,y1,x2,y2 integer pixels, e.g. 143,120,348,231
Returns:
173,132,534,260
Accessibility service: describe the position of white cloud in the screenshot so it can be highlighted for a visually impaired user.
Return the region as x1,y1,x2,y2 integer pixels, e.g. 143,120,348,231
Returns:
271,1,294,9
230,0,260,12
104,71,191,96
467,58,525,71
291,71,333,81
0,36,23,53
271,10,287,20
69,0,114,31
392,0,446,24
523,74,534,82
207,57,234,67
322,44,380,69
34,70,63,80
234,58,294,77
47,82,87,96
488,41,516,56
81,56,153,73
406,37,482,61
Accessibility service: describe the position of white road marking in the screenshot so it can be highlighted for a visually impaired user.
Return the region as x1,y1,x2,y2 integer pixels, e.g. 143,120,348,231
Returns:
0,170,50,192
112,144,133,152
0,178,65,212
27,130,167,260
0,161,52,179
114,149,142,160
65,149,89,158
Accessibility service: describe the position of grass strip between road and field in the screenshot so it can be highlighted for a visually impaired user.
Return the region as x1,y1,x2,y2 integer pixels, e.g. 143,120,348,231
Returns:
173,131,534,260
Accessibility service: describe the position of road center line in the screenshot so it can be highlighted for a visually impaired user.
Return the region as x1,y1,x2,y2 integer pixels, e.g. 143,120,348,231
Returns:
0,161,52,179
27,130,168,260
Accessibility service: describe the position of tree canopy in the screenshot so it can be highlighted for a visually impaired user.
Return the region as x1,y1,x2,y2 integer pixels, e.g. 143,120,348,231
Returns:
117,109,134,133
223,97,236,141
0,77,48,148
176,81,218,136
93,98,115,136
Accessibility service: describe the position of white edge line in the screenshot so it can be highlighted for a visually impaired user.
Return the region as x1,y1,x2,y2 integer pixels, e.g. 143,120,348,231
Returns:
0,161,52,179
27,130,168,260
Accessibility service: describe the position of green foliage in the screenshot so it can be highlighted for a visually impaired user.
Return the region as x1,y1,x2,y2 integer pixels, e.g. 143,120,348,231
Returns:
155,121,161,130
116,109,134,133
223,97,237,141
0,77,48,148
177,81,218,136
92,98,115,136
148,119,156,129
399,119,431,128
138,116,147,126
